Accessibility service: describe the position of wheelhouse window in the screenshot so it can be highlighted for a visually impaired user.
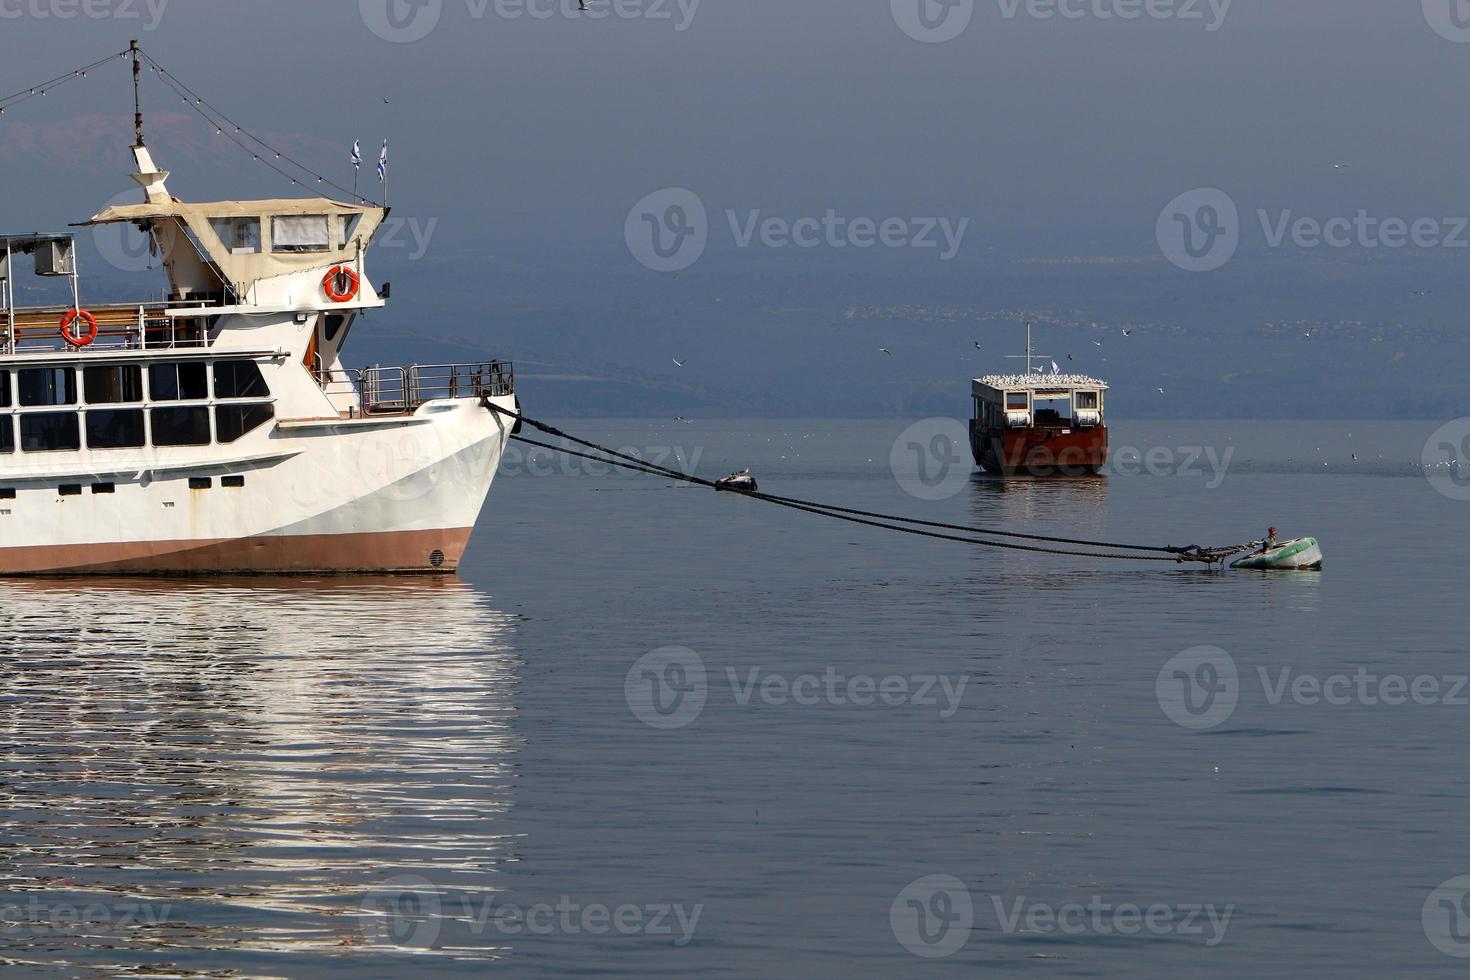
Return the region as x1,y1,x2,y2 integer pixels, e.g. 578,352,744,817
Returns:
271,215,331,253
86,409,146,450
19,367,76,407
1005,392,1029,411
214,360,269,399
84,365,144,404
20,412,80,452
0,417,12,454
1075,391,1099,410
215,403,275,444
149,363,209,401
151,407,211,447
209,216,262,254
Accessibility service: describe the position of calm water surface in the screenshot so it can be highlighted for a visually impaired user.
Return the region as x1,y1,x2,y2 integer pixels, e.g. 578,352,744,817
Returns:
2,419,1466,978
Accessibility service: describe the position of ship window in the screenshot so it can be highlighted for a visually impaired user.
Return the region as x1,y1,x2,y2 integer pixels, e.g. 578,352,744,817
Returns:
0,417,11,454
1075,391,1099,410
189,477,212,490
149,362,209,401
339,213,363,248
86,409,146,450
18,367,76,407
324,313,350,343
213,361,269,399
1005,392,1028,411
151,406,211,447
20,413,80,452
0,488,13,499
58,484,82,497
271,215,331,252
84,365,144,404
222,475,245,488
209,216,262,255
0,369,10,408
92,483,115,494
215,403,274,444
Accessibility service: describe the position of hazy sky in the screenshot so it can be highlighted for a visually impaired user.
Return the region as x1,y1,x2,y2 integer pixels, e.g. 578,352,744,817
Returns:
3,0,1469,248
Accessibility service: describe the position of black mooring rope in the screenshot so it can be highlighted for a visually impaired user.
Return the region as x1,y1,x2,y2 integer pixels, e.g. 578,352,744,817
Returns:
492,407,1258,565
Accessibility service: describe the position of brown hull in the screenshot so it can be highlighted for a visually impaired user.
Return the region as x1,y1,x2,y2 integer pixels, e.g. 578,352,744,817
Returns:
971,422,1108,476
0,527,474,576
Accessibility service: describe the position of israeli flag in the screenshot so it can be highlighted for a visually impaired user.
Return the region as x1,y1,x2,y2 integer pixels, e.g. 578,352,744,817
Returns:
377,139,388,182
1051,360,1060,376
351,139,362,170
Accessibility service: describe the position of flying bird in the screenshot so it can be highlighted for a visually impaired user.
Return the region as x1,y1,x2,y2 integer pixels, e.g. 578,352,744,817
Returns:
1157,387,1166,395
974,341,982,349
879,348,893,356
1092,340,1104,347
672,358,686,368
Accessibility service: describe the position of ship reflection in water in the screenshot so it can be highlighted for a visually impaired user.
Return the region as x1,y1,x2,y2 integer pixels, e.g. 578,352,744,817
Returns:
0,578,521,974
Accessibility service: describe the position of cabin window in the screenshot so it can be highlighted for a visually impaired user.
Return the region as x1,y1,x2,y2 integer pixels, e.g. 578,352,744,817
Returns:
271,215,331,252
151,407,211,447
58,484,82,497
149,363,209,401
189,477,212,490
20,412,80,452
1005,392,1028,411
18,367,76,407
0,417,12,454
324,313,350,343
1075,391,1099,410
222,475,245,488
92,483,116,495
213,361,269,399
86,409,146,450
339,213,363,248
84,365,144,404
0,369,10,408
215,403,274,444
209,216,262,254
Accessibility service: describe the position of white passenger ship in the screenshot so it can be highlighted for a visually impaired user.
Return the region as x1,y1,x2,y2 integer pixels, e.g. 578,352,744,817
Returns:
0,140,516,575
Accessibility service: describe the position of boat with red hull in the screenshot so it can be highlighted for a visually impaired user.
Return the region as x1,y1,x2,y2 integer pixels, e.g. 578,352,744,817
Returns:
970,372,1110,476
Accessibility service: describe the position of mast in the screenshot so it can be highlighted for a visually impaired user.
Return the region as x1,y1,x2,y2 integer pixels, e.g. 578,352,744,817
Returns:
130,39,143,147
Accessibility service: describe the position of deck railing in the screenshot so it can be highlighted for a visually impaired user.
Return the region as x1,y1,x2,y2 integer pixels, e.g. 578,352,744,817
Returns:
321,361,515,415
1,300,219,354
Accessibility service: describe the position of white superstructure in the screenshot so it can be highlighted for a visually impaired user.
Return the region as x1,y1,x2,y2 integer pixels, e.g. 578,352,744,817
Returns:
0,141,516,575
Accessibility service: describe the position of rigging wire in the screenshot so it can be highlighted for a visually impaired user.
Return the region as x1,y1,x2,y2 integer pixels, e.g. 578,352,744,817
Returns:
137,50,382,207
0,49,131,114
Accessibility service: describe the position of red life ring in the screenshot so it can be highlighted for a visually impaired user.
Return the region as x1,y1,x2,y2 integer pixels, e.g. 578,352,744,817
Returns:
322,266,360,303
60,309,98,347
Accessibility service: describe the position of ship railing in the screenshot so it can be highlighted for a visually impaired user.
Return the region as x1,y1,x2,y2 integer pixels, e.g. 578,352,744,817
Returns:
320,361,515,416
0,299,221,354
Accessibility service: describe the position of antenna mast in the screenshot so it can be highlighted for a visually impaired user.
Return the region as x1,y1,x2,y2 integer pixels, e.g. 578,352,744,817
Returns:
130,39,144,147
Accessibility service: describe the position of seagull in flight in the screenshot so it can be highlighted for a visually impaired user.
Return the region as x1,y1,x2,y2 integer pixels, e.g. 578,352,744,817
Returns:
1091,339,1104,347
672,358,686,368
579,0,600,8
974,341,982,349
879,348,893,356
673,416,692,424
1122,328,1134,338
1157,387,1166,395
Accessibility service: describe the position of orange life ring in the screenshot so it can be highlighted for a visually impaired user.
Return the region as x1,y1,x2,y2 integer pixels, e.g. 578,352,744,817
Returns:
60,309,98,347
322,266,360,303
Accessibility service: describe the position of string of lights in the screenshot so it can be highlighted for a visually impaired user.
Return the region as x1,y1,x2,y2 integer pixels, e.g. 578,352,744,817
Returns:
0,49,131,114
139,50,383,207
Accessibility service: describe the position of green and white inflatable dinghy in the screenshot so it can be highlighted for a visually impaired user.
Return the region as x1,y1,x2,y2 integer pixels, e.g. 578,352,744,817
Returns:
1231,536,1324,571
